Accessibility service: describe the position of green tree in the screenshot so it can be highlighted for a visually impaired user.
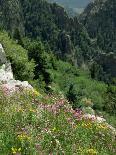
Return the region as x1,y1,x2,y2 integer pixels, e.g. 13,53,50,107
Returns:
28,41,53,85
13,28,23,46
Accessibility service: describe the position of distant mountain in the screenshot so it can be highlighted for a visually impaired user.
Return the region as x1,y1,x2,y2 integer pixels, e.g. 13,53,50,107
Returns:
48,0,92,14
80,0,116,53
0,0,96,64
48,0,92,8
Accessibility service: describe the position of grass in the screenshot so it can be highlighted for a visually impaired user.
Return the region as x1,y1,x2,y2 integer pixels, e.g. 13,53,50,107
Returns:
0,88,116,155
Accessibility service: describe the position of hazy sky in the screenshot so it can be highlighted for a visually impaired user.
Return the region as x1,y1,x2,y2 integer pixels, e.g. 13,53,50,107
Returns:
48,0,92,8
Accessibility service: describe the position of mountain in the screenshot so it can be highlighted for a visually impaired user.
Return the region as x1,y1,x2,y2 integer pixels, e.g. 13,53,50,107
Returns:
48,0,92,8
0,0,97,65
48,0,92,14
0,0,116,84
80,0,116,53
0,35,116,155
0,1,116,154
80,0,116,82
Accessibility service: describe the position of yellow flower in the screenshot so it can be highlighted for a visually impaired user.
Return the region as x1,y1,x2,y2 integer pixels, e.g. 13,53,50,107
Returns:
97,124,108,130
81,122,92,129
11,147,21,154
33,89,40,96
29,108,36,113
52,127,59,132
52,127,57,132
17,133,31,141
18,148,21,152
17,107,24,113
86,148,98,155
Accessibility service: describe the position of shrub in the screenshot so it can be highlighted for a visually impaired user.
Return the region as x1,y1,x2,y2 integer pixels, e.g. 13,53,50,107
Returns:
0,31,35,81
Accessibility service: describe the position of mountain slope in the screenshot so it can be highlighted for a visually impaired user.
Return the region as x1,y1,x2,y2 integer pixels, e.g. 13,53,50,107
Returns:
0,43,116,154
79,0,116,82
80,0,116,53
0,0,24,35
0,0,97,65
48,0,92,14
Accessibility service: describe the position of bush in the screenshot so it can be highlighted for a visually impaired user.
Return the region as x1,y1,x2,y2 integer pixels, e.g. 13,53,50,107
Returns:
0,31,35,81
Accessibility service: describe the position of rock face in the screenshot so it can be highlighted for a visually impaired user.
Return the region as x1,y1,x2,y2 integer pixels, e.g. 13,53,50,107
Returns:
0,63,14,82
0,43,33,95
0,44,7,65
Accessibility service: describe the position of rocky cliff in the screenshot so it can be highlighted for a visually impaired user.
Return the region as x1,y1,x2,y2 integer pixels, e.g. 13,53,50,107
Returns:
0,43,33,95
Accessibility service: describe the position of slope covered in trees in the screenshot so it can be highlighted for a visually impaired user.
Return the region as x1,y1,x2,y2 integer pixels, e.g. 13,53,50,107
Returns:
80,0,116,53
80,0,116,83
0,0,116,83
0,0,98,65
48,0,91,14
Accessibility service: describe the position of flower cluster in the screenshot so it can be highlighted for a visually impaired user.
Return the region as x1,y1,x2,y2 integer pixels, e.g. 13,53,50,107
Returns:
32,89,41,97
97,123,108,130
86,148,98,155
17,133,31,141
11,147,21,154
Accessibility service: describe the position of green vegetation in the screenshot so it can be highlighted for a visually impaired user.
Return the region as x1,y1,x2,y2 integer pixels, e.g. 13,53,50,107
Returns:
0,31,35,81
80,0,116,82
0,30,115,124
0,0,116,154
0,89,115,154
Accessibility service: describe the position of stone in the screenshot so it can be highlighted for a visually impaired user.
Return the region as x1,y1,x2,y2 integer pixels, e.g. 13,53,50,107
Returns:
0,63,13,82
0,44,7,65
0,43,33,95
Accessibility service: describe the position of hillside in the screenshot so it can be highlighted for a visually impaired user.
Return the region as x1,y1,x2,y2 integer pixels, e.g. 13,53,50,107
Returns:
0,0,116,154
0,0,98,65
79,0,116,83
80,0,116,53
0,43,116,154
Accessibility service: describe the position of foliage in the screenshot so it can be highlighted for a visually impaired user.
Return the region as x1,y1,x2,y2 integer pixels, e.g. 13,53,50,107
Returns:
0,2,115,153
0,0,98,64
0,88,115,154
0,31,35,81
80,0,116,83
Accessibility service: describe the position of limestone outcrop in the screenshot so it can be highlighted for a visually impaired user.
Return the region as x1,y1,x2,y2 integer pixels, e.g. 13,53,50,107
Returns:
0,43,7,65
0,43,33,95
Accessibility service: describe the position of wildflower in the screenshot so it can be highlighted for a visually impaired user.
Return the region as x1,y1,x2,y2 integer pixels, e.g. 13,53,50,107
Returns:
82,122,92,129
11,147,21,154
52,127,59,132
17,133,31,141
86,148,98,155
33,89,40,96
97,124,108,130
52,127,57,132
17,107,24,113
29,108,36,113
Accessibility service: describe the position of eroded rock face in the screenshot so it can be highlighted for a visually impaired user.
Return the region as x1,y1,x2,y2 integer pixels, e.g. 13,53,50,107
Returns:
0,43,33,95
0,63,14,82
0,44,7,65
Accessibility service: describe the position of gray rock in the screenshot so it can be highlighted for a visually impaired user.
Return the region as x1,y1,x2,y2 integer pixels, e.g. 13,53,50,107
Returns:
0,63,13,82
0,43,33,95
0,44,7,65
